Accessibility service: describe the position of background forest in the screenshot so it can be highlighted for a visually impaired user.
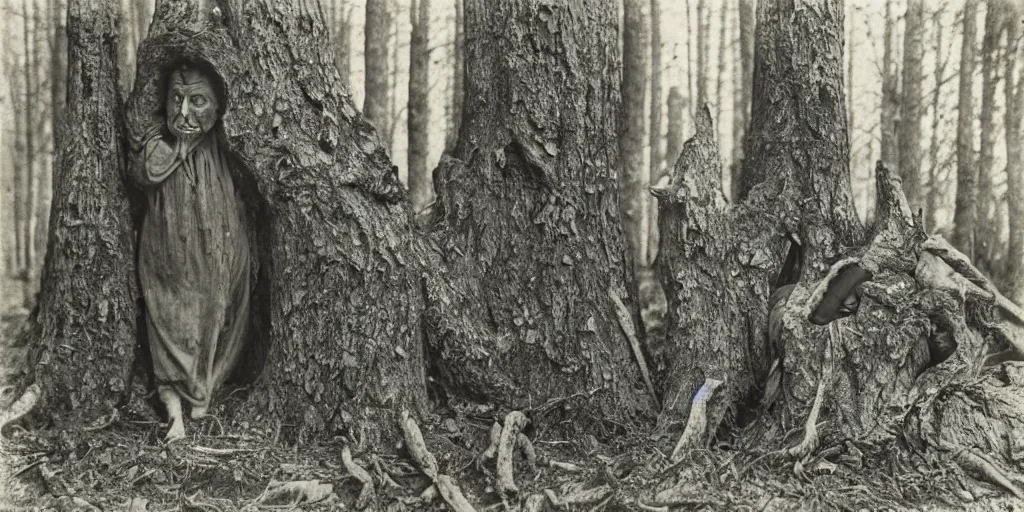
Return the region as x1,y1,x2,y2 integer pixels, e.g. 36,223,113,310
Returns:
2,0,1022,309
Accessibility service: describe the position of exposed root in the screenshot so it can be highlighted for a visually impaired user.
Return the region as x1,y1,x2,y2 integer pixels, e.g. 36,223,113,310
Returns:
399,410,476,512
548,459,583,472
608,287,659,405
496,411,529,497
544,485,612,508
670,377,724,459
0,382,39,440
955,447,1024,500
787,322,838,460
477,422,502,470
523,493,547,512
518,433,536,471
341,445,376,509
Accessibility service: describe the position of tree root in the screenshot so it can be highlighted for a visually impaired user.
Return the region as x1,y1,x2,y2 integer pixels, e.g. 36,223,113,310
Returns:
609,287,659,405
399,410,476,512
543,485,612,508
496,411,529,496
954,447,1024,500
0,382,39,441
670,377,724,459
341,445,376,509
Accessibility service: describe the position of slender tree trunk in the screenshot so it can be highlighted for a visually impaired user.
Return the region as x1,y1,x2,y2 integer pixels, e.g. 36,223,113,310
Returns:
880,0,899,168
24,0,138,425
665,87,685,167
27,0,51,306
975,0,1004,275
364,0,391,138
431,0,655,427
21,0,36,297
953,0,980,257
898,0,924,212
648,0,662,263
1005,2,1024,303
715,0,727,126
696,0,708,110
927,9,946,233
621,0,649,268
736,0,754,196
685,0,693,109
49,0,66,143
446,0,464,150
335,0,351,85
408,0,431,212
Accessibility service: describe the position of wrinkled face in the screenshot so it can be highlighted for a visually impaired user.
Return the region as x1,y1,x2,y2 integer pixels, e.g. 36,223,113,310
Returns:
166,67,219,143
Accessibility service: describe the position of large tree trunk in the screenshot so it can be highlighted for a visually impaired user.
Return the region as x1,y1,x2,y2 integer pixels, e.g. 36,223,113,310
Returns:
22,0,139,425
364,0,391,139
898,0,924,212
123,0,419,445
647,0,662,263
429,0,655,428
407,0,431,213
656,0,864,451
975,0,1004,277
953,0,979,257
621,0,649,268
1006,3,1024,304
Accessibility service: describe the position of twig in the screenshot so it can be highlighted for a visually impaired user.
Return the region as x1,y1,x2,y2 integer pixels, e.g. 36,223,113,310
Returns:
608,287,659,406
190,445,259,455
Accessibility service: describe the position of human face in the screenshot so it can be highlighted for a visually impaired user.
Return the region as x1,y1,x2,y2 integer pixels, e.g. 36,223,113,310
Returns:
166,67,219,143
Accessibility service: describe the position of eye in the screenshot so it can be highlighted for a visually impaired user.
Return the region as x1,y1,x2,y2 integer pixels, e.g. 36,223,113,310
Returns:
173,93,183,104
191,95,207,107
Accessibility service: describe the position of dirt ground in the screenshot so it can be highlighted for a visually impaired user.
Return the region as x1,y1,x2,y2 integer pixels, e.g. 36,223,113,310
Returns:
2,278,1022,511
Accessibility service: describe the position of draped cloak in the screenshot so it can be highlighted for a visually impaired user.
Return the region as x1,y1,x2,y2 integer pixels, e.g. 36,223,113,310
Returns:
136,131,250,408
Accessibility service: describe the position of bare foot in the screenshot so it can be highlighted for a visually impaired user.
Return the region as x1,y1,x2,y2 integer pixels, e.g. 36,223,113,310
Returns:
159,388,186,442
190,405,208,419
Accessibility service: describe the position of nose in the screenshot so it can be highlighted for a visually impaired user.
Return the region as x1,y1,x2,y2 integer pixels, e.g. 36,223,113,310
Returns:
181,95,190,117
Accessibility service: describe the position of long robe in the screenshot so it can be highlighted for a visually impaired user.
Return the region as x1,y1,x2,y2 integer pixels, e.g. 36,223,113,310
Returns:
136,131,250,408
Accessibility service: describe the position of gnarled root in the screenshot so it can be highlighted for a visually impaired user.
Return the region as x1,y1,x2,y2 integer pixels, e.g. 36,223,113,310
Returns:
670,378,724,460
496,411,529,497
341,446,376,509
787,323,838,460
955,447,1024,500
399,410,476,512
0,383,40,441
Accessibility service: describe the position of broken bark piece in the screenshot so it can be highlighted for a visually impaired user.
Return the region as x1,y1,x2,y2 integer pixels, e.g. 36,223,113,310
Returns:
670,377,724,459
497,411,529,496
341,446,375,509
547,460,583,472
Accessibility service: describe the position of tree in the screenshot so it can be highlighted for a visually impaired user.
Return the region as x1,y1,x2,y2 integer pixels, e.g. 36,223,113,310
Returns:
22,0,138,425
446,0,463,150
334,0,352,85
655,0,863,448
665,87,685,167
621,0,649,268
975,0,1004,276
926,7,947,232
408,0,431,213
898,0,924,211
430,0,655,426
1005,2,1024,303
696,0,708,111
648,0,662,262
953,0,979,256
880,0,899,168
364,0,391,139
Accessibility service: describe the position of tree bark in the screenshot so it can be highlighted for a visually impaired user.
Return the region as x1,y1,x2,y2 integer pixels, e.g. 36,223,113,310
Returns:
648,0,662,263
364,0,391,139
408,0,431,213
926,10,946,233
953,0,979,257
1005,3,1024,304
665,87,685,168
975,0,1004,276
696,0,708,111
334,0,351,85
21,0,37,304
430,0,655,428
880,0,899,168
621,0,649,268
23,0,139,425
898,0,924,213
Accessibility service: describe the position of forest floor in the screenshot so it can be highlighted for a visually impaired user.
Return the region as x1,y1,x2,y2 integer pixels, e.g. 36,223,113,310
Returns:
1,279,1022,511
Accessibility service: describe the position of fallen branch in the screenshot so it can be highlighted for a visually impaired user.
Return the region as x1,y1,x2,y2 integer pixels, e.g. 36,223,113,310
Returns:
608,287,659,405
670,377,724,459
497,411,529,496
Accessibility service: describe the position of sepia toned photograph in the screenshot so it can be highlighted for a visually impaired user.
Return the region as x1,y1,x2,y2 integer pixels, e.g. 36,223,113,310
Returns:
1,0,1023,509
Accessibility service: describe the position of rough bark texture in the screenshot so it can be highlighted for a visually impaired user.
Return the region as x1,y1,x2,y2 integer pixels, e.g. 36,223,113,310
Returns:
430,0,655,430
125,0,419,445
363,0,391,140
621,0,649,268
24,0,139,425
880,0,899,169
898,0,924,212
647,0,662,262
953,0,979,257
408,0,431,213
975,1,1004,276
1006,3,1024,304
